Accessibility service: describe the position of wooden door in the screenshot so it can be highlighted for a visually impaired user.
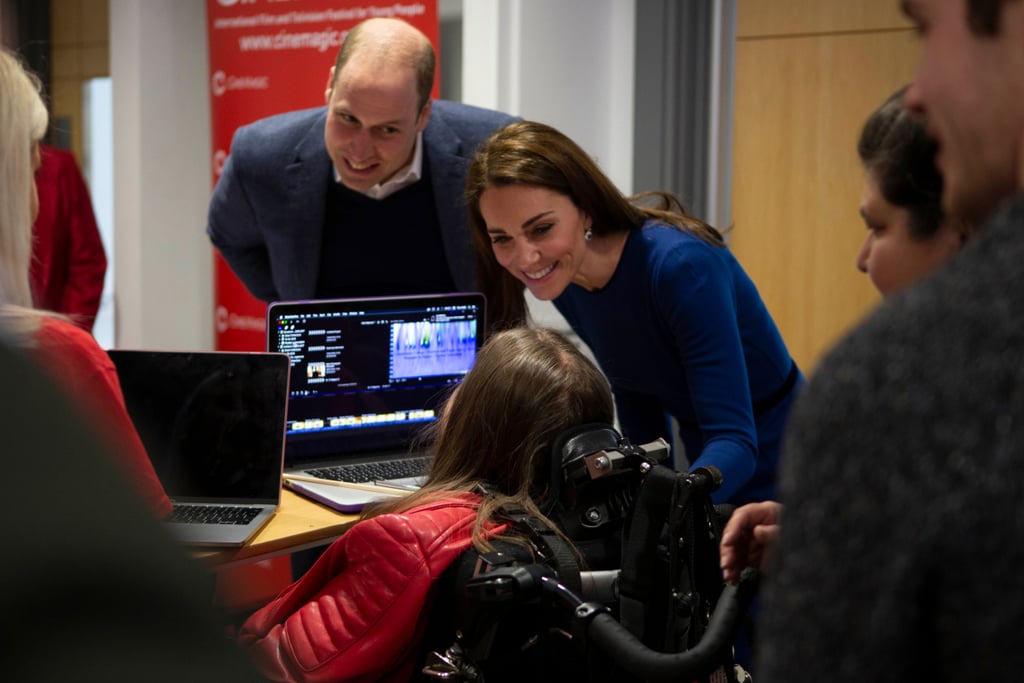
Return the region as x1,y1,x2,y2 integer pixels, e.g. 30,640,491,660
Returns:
730,0,919,373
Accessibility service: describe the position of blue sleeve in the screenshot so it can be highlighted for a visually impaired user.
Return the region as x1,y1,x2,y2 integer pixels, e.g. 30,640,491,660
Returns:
206,126,278,302
653,241,758,503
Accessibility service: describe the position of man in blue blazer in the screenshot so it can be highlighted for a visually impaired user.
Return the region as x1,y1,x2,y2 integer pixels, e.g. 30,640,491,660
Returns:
206,17,516,302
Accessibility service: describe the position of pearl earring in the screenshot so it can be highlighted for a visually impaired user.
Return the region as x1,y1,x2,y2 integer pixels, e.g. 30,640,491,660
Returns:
585,228,593,242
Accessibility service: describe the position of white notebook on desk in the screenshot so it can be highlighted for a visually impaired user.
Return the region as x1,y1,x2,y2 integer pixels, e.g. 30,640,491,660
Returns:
281,475,410,513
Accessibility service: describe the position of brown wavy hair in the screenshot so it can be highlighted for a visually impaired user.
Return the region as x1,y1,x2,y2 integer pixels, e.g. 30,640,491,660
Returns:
466,120,724,333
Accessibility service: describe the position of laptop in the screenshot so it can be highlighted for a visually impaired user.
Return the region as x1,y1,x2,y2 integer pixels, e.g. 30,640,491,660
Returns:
108,350,290,546
267,292,486,512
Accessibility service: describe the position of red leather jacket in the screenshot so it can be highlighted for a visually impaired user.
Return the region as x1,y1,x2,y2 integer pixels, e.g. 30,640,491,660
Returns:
239,493,505,682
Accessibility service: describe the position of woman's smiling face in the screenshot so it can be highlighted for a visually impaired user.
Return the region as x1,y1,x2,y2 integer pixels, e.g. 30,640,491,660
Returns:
479,184,592,301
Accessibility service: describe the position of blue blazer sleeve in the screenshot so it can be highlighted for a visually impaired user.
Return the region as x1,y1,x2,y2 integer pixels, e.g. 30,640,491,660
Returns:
205,107,335,302
207,126,276,301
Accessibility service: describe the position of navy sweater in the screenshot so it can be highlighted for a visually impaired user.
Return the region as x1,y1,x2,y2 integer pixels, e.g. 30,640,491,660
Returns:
554,221,801,504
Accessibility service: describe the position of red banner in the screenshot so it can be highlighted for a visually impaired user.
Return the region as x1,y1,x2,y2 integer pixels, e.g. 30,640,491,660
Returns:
206,0,439,350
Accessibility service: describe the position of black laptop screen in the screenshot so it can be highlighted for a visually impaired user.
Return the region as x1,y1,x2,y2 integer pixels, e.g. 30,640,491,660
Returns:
108,351,289,503
267,293,485,460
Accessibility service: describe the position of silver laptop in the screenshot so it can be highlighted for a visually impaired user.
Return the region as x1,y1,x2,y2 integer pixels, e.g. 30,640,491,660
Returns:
108,350,290,546
266,292,485,512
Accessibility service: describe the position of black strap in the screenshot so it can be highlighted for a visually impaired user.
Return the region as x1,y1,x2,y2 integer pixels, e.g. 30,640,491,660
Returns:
617,465,677,640
499,506,583,597
663,473,696,649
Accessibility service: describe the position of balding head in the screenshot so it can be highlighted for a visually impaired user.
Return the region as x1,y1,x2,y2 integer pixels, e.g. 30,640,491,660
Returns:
332,18,436,111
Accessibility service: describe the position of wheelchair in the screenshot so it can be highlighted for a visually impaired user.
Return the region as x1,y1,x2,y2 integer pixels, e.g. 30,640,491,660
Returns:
419,424,758,683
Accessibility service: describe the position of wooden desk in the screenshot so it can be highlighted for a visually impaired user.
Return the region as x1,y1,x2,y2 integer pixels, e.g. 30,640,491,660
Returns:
196,489,359,571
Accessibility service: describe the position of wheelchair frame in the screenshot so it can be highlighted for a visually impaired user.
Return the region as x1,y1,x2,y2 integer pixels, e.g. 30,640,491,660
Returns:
422,427,758,683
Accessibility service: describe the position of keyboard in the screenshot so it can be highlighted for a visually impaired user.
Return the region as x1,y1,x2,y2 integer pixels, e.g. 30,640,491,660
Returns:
166,504,261,525
305,456,430,484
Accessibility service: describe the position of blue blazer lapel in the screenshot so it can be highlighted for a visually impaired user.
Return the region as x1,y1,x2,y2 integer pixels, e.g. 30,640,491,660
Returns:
424,112,476,292
283,117,331,300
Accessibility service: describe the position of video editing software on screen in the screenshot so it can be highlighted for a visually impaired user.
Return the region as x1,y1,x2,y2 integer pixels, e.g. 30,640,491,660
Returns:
271,296,482,456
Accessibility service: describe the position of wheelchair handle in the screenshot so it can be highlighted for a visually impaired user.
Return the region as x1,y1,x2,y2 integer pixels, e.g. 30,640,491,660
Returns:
686,465,723,493
541,567,758,683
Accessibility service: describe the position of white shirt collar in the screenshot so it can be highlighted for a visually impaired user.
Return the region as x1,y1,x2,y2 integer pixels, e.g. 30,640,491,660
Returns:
333,132,424,200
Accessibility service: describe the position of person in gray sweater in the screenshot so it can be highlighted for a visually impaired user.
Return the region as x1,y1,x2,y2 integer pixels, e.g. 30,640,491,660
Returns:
749,0,1024,680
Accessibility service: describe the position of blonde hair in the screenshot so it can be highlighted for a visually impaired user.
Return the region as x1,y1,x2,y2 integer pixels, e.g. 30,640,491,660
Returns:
0,49,51,343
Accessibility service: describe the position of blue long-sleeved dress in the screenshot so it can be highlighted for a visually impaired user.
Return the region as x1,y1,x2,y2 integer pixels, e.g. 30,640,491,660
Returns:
553,221,802,504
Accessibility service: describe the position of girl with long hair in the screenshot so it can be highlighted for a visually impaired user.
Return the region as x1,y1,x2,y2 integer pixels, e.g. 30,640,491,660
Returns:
239,326,616,681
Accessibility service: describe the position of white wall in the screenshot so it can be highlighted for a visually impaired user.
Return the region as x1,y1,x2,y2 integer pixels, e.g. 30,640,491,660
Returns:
463,0,634,191
83,77,115,349
111,0,213,350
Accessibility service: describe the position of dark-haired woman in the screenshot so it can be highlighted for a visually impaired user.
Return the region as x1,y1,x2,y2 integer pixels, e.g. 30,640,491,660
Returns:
467,120,803,506
856,84,970,295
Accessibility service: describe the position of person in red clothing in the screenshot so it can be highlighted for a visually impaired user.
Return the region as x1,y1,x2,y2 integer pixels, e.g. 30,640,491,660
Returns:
0,49,170,518
30,143,107,332
239,326,616,682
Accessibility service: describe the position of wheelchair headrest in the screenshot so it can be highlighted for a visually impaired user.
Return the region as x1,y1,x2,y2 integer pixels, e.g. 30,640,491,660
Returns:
541,423,670,521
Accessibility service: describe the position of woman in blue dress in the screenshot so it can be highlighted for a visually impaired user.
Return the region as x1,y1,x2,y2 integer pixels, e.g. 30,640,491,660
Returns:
466,120,802,506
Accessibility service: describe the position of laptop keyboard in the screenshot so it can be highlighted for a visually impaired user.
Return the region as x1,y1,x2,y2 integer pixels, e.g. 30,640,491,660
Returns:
306,456,430,484
166,504,262,525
